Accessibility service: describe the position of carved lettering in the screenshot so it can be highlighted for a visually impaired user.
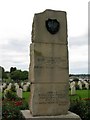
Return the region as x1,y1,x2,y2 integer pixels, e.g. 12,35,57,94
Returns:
35,91,68,105
35,56,68,69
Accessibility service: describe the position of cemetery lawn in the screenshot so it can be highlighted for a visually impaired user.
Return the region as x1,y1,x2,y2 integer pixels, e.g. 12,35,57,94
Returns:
76,90,90,98
69,90,90,100
23,92,30,102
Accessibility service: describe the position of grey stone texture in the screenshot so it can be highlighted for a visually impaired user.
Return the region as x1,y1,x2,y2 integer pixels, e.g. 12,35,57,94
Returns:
21,110,81,120
30,83,69,116
29,9,69,116
30,43,69,83
31,9,67,44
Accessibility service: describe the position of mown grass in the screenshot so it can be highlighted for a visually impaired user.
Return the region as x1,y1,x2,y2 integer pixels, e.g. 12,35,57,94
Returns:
23,92,30,102
69,89,90,100
76,90,90,98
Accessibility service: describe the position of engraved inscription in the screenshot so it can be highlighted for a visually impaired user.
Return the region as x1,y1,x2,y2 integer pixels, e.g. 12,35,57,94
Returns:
35,56,68,69
34,66,67,69
35,91,68,105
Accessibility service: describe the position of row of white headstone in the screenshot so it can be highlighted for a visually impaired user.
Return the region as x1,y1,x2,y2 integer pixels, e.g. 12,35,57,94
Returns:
3,87,23,98
69,81,89,95
1,82,30,91
1,82,30,98
14,82,30,91
1,81,89,97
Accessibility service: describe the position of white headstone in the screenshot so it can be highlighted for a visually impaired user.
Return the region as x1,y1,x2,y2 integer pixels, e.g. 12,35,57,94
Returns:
7,84,11,90
85,82,89,90
17,88,23,98
70,81,76,95
3,83,6,88
21,82,24,87
14,83,18,86
23,85,28,92
26,82,30,86
15,84,19,90
78,81,82,90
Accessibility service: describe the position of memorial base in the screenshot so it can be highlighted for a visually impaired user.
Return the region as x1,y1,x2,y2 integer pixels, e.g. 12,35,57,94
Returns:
21,110,81,120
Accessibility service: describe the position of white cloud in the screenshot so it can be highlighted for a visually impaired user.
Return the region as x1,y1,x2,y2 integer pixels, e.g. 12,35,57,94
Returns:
69,62,88,74
0,0,88,73
69,34,88,46
69,46,88,62
0,38,30,71
69,38,88,74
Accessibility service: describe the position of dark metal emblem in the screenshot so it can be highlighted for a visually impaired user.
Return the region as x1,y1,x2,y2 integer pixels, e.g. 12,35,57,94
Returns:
45,19,60,34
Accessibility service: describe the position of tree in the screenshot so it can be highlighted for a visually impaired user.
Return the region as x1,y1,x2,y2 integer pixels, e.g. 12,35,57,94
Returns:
20,71,28,80
10,70,28,82
10,67,17,73
0,66,8,79
10,70,21,82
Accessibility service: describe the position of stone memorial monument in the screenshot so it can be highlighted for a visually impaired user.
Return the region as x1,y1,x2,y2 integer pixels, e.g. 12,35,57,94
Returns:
21,9,81,120
30,9,69,116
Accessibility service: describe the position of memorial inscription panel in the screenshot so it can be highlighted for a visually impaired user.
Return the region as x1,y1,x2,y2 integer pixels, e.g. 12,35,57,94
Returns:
30,84,69,115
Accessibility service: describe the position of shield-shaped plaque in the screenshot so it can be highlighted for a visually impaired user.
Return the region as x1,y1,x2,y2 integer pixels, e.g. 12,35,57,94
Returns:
45,19,60,34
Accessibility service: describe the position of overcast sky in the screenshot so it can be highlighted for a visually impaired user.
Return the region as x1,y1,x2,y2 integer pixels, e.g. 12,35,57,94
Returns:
0,0,89,74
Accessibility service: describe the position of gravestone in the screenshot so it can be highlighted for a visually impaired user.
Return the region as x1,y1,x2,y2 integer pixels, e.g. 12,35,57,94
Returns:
21,9,81,120
23,85,28,92
78,81,82,90
70,81,76,95
85,82,89,90
21,82,24,87
3,83,6,88
16,88,23,98
15,84,19,91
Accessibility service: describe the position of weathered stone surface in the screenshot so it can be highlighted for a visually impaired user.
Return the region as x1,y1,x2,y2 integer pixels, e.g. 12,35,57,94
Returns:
30,84,70,116
30,43,69,83
29,9,69,116
30,68,69,83
30,43,68,64
21,110,81,120
32,9,67,44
